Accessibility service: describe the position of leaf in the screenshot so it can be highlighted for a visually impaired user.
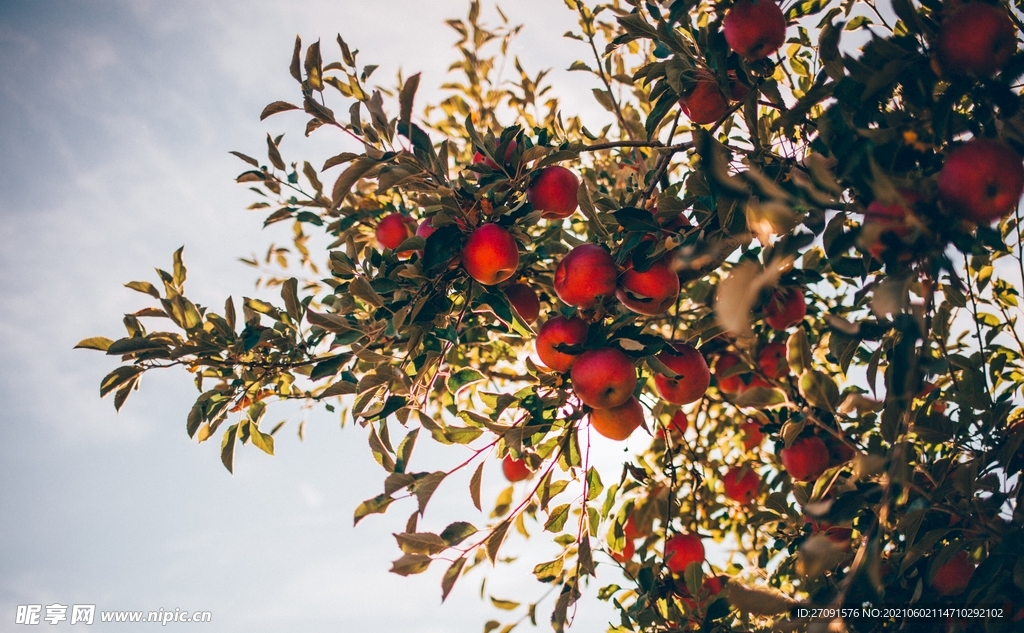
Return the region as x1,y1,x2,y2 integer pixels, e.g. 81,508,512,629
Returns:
423,224,465,275
544,504,571,532
446,368,485,396
229,151,259,167
220,423,238,474
260,101,300,121
354,493,394,525
331,157,377,210
787,328,813,374
578,535,595,576
266,133,286,170
414,471,446,515
533,557,564,583
723,582,794,615
394,531,447,555
125,281,160,298
440,521,478,546
441,557,467,602
322,152,360,171
368,425,396,472
469,461,484,511
389,553,432,576
586,467,603,501
799,370,840,410
490,597,520,610
99,366,144,398
310,355,346,381
399,72,421,134
249,424,275,456
75,336,114,351
486,521,511,563
289,35,302,82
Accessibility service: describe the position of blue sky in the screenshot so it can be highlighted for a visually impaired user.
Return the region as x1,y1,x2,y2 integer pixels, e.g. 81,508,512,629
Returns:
0,1,635,631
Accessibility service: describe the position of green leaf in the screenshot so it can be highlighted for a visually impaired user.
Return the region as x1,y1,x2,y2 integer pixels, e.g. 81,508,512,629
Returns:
545,504,571,532
389,553,432,576
490,597,520,610
533,557,564,583
469,461,484,511
220,423,238,474
441,557,466,602
310,355,346,381
586,467,603,501
486,521,511,563
440,521,478,546
446,368,485,396
423,224,464,275
249,424,275,456
394,532,447,555
124,281,160,298
354,493,394,525
106,337,167,356
99,366,144,398
75,336,114,351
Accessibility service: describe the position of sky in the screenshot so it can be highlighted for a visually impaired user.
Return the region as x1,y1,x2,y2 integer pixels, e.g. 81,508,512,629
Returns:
0,1,638,631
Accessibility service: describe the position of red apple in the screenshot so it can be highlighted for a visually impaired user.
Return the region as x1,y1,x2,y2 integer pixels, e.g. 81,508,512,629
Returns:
554,244,618,309
502,454,531,482
527,165,580,219
824,434,855,466
572,348,637,409
616,255,681,315
727,70,750,102
780,436,829,482
936,4,1016,77
654,343,711,405
931,551,976,596
536,316,589,373
505,283,540,324
623,515,645,540
862,191,919,259
461,223,520,285
473,140,518,169
415,217,435,239
724,0,788,60
764,287,807,330
739,375,772,393
665,532,705,573
757,342,789,380
938,139,1024,224
741,420,764,451
375,213,416,249
715,353,747,394
722,466,760,504
589,396,645,440
678,79,729,125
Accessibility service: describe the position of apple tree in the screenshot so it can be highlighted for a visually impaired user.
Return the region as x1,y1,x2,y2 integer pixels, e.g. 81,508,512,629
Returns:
79,0,1024,631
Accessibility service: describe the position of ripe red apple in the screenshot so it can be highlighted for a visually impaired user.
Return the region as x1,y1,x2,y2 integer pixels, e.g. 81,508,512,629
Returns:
535,316,589,373
862,191,919,259
780,436,829,482
415,217,435,239
741,420,764,450
654,343,711,405
665,532,705,573
553,244,618,309
502,454,531,482
678,79,728,125
715,353,747,394
938,139,1024,224
376,213,416,249
571,348,638,409
589,396,645,440
931,551,976,596
936,4,1016,77
616,256,681,315
505,283,540,324
757,342,789,380
527,166,580,219
461,223,520,285
724,0,787,60
473,140,518,169
623,515,645,540
764,287,807,330
722,466,760,504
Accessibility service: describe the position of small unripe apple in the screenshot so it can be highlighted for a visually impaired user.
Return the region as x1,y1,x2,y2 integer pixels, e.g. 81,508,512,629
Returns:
554,244,618,309
780,436,829,482
505,283,540,324
723,0,787,60
715,353,747,394
376,213,416,249
665,532,705,573
616,256,681,316
654,343,711,405
678,79,728,125
764,287,807,330
938,139,1024,224
536,316,589,373
931,550,976,596
936,4,1016,77
757,342,789,380
527,166,580,219
461,223,520,285
502,454,531,482
722,466,760,504
473,140,518,169
572,348,637,409
589,396,645,440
